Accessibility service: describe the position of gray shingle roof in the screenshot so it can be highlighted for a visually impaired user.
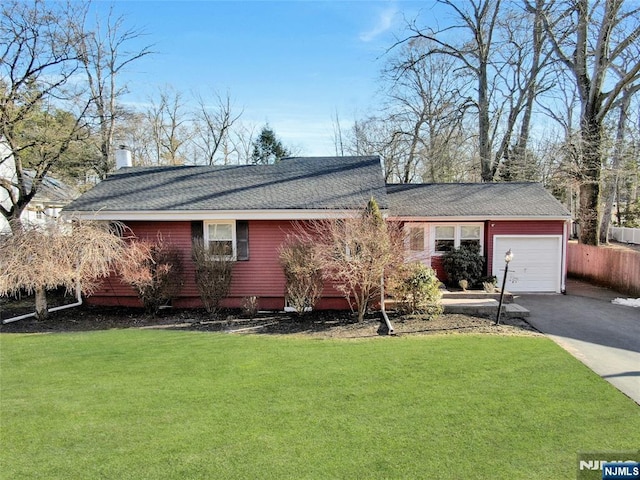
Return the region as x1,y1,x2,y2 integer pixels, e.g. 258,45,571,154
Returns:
64,156,387,213
386,182,570,218
24,170,78,205
65,156,569,219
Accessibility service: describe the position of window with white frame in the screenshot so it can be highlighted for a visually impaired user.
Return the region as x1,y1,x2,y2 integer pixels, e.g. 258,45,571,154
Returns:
434,226,455,252
204,221,235,257
460,225,481,250
432,224,483,254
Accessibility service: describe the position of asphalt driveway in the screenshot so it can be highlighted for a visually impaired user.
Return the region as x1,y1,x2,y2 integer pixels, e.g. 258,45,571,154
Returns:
516,279,640,405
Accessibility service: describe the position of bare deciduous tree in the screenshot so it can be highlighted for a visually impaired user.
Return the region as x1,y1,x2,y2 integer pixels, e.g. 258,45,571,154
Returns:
229,121,258,165
382,39,471,183
294,200,402,322
599,85,637,243
342,116,409,182
75,5,153,179
192,91,243,165
399,0,503,182
0,221,127,319
144,86,191,166
0,0,90,231
387,0,553,183
497,0,554,181
534,0,640,245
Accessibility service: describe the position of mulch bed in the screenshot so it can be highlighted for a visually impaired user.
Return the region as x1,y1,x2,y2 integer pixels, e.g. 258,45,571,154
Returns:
0,303,540,338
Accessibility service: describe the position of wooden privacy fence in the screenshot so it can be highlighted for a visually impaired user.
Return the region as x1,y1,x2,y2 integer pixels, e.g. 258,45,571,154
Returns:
568,242,640,297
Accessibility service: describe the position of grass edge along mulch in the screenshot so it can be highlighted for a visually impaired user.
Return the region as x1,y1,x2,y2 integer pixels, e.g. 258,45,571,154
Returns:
1,330,638,480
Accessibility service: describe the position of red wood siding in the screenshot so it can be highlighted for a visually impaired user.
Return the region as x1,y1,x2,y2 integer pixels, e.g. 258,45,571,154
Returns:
393,219,566,285
430,256,446,280
88,220,348,310
226,220,344,308
87,218,566,308
87,221,194,307
486,220,566,276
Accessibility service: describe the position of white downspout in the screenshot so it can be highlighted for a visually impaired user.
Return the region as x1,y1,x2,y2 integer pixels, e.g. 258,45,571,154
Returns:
2,282,83,324
380,273,394,335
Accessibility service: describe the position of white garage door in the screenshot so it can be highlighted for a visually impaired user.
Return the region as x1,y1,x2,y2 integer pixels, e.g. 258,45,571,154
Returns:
493,236,562,293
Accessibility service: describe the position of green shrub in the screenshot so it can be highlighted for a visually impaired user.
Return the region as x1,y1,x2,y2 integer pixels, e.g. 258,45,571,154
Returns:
389,262,443,318
442,245,485,288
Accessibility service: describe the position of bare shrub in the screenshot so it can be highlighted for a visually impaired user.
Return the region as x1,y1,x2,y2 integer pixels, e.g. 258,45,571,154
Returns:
278,238,323,314
191,238,235,314
119,234,183,314
293,199,402,322
241,296,259,318
0,221,127,319
483,281,496,293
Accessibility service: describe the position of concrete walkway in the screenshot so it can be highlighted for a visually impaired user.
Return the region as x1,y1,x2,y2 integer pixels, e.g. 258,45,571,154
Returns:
516,279,640,405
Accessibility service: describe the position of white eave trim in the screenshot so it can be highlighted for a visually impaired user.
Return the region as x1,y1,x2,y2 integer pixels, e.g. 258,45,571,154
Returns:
63,209,374,221
388,215,571,222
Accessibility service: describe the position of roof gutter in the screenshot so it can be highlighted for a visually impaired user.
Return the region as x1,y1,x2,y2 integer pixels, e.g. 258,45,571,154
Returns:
388,215,572,222
62,208,388,222
2,282,82,324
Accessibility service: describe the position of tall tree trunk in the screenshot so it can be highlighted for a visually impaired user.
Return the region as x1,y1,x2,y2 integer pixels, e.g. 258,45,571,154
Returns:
599,88,632,244
578,114,603,246
479,59,493,182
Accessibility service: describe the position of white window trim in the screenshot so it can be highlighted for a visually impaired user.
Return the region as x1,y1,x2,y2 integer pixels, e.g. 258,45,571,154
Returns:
430,223,484,256
204,220,237,259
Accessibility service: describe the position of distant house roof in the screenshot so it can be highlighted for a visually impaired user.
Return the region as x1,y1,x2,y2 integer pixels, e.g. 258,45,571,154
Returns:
386,182,571,219
23,170,78,206
64,156,387,215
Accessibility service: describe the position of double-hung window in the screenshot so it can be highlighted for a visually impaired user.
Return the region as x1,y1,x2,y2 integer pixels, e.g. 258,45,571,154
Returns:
432,224,483,254
205,221,235,257
434,226,455,252
459,225,481,250
197,220,249,261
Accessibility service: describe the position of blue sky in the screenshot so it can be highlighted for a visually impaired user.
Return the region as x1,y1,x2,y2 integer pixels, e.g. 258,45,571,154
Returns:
94,1,438,155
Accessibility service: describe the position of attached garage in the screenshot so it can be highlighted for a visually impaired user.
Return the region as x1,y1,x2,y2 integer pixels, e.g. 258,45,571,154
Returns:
387,183,571,294
492,235,563,293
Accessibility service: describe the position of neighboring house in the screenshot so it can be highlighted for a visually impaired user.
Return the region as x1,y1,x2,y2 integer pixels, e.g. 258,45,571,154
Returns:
63,156,571,309
16,171,78,228
0,140,78,232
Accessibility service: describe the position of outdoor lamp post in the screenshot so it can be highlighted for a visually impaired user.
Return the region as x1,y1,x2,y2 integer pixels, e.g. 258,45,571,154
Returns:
495,249,514,325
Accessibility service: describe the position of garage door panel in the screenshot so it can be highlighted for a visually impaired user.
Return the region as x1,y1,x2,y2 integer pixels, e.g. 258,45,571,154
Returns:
493,236,562,293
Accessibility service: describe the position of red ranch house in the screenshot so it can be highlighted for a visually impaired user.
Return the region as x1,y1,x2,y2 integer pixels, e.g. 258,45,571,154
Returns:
63,156,571,310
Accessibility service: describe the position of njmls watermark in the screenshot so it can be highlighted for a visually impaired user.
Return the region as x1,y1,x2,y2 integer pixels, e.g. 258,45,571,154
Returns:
577,451,640,480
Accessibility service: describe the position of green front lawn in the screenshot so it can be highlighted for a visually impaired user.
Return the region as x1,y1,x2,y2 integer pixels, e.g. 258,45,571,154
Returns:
1,330,638,479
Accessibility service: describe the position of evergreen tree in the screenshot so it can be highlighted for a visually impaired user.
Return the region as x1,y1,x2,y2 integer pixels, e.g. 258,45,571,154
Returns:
250,125,290,164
